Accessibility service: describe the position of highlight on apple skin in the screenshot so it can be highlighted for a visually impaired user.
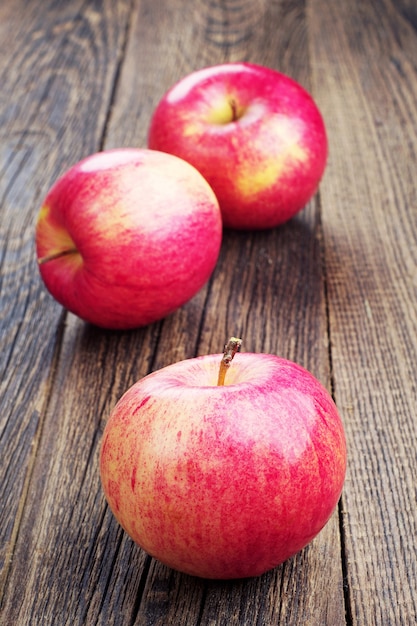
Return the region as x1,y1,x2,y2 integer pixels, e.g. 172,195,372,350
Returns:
148,62,328,230
99,350,347,580
35,148,223,330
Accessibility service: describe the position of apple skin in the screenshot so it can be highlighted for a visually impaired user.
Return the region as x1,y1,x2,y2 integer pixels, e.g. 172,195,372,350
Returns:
35,149,222,329
148,62,328,230
100,352,346,579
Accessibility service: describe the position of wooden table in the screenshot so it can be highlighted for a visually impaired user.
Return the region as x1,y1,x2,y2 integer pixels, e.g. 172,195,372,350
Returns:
1,1,416,624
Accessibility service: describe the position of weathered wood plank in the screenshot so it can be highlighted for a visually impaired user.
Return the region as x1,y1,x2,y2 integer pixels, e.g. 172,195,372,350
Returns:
104,1,345,624
0,0,133,608
106,0,312,150
309,0,417,623
0,0,382,623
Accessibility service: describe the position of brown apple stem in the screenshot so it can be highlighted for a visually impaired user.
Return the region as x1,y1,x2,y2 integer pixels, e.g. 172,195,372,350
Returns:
37,248,78,265
217,337,242,386
230,99,238,122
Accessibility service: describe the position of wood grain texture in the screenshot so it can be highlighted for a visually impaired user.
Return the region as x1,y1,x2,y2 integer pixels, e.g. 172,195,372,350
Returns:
105,0,312,149
0,0,133,609
2,0,416,623
0,0,345,624
308,0,417,623
0,0,345,618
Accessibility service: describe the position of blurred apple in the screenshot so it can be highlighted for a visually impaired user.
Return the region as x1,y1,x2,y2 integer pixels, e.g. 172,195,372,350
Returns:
36,149,222,329
148,62,328,230
100,341,346,579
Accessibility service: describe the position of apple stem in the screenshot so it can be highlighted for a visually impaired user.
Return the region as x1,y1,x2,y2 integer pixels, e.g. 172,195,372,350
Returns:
37,248,78,265
217,337,242,386
230,99,239,122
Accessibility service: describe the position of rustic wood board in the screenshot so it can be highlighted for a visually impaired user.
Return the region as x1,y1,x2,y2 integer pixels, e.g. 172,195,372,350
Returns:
1,0,416,624
309,0,417,623
0,0,133,598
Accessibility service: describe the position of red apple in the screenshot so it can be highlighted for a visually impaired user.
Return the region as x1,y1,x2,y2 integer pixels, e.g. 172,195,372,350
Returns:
148,62,328,230
100,340,346,579
35,149,222,329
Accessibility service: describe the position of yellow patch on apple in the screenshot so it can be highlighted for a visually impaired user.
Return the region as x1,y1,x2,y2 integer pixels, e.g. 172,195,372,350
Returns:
181,120,203,138
36,205,81,266
235,143,307,198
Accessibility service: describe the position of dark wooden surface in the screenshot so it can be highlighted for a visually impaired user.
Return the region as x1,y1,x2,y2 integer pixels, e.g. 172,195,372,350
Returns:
1,0,416,624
